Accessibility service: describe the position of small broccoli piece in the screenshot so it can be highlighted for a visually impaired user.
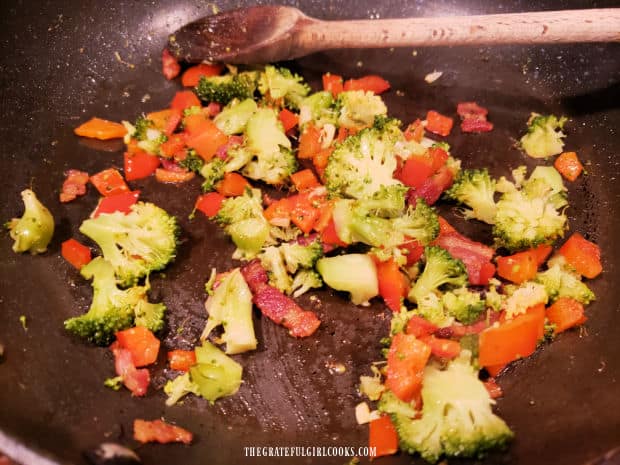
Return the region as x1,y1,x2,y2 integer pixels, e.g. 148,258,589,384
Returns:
258,65,310,110
390,309,415,335
195,71,258,105
408,246,468,304
216,188,269,257
199,158,226,192
392,199,440,246
164,372,201,406
442,287,486,324
189,340,243,402
355,184,408,218
223,145,253,173
214,98,258,135
129,115,153,141
444,169,497,224
133,295,166,333
378,389,418,418
280,240,323,274
201,268,257,354
137,130,167,155
290,270,323,298
298,91,338,128
325,121,404,200
535,264,595,304
64,258,165,345
178,150,205,173
503,281,548,319
268,224,302,243
349,212,398,248
316,254,378,306
417,292,453,327
484,279,505,312
79,202,179,287
388,351,513,463
241,108,297,185
359,365,385,401
7,189,54,254
104,376,123,391
493,167,568,252
337,90,388,129
259,246,292,295
520,113,567,158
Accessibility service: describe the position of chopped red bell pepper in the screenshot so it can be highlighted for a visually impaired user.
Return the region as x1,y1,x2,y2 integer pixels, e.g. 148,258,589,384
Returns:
93,191,140,218
61,238,92,270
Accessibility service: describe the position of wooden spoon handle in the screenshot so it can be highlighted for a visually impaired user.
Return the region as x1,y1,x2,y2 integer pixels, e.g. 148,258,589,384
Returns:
298,9,620,50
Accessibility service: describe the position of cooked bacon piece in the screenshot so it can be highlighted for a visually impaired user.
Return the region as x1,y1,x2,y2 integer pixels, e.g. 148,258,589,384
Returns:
133,419,193,445
110,342,150,397
240,259,269,291
241,260,321,337
457,101,494,133
407,166,454,206
483,378,503,399
59,169,89,203
457,102,489,118
461,118,493,133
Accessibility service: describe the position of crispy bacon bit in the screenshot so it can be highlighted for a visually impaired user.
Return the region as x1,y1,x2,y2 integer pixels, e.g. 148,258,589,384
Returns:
133,419,193,445
457,101,493,133
110,342,150,397
483,378,503,399
241,260,321,337
407,166,454,206
161,49,180,80
447,311,501,338
60,169,89,203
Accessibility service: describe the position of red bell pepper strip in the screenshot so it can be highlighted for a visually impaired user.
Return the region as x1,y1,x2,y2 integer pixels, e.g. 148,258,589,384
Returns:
61,239,92,270
558,232,602,279
90,168,130,197
115,326,160,367
93,191,140,218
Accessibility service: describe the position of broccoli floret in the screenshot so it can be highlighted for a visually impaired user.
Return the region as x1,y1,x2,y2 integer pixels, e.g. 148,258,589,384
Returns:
298,91,338,128
388,351,513,463
408,246,468,304
258,65,310,110
390,309,415,335
350,210,399,248
355,184,407,218
79,202,179,287
535,264,595,304
444,169,497,224
325,121,403,200
195,71,259,105
7,189,54,254
378,389,418,418
280,240,323,274
359,365,385,401
259,246,292,295
216,188,269,257
337,90,388,129
189,340,243,402
164,372,201,406
129,115,153,140
199,158,226,192
503,281,548,319
493,167,568,252
392,199,440,246
241,108,297,185
178,150,205,173
214,98,258,135
316,254,378,305
223,145,253,173
201,268,257,354
417,292,453,327
137,130,167,155
520,113,567,158
133,298,166,333
291,269,323,298
442,287,486,325
64,258,166,345
484,279,505,312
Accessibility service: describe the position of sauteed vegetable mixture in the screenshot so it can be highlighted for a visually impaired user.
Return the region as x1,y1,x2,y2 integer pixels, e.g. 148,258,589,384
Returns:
6,54,601,462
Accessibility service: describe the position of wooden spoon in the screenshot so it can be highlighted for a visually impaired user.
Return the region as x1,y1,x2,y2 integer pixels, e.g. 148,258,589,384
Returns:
167,6,620,64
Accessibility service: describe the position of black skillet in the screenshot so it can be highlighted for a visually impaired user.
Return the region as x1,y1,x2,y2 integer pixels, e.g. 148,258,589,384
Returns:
0,1,619,464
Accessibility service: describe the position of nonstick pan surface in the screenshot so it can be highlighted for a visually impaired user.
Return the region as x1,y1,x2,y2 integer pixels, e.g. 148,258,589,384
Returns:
0,1,619,464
